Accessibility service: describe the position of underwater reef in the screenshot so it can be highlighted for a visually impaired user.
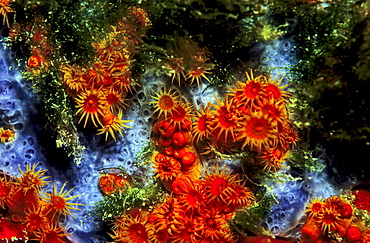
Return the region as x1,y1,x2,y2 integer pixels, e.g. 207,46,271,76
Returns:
1,0,370,242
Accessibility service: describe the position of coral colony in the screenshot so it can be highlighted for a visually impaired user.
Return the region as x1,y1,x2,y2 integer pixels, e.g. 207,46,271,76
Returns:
1,0,370,243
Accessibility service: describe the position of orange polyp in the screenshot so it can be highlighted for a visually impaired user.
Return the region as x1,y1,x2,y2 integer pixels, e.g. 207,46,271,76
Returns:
17,163,51,193
153,152,166,163
325,196,344,209
192,104,213,142
194,211,227,241
263,74,292,101
51,196,66,210
22,205,50,232
152,153,181,182
301,223,321,240
201,164,240,204
149,196,182,234
228,71,266,108
127,223,149,243
60,64,87,93
259,147,288,173
103,88,128,112
102,110,116,126
97,109,133,141
160,95,175,111
228,183,256,208
0,127,15,143
210,178,228,197
284,127,299,147
237,113,277,151
170,216,197,242
166,57,186,86
75,89,105,128
303,196,355,239
169,103,194,129
258,98,287,124
148,87,181,118
0,173,14,209
244,79,264,101
171,175,194,195
264,83,282,100
210,96,240,143
28,55,43,68
186,63,212,87
319,207,340,232
183,189,202,209
34,224,70,243
42,181,83,219
305,198,325,217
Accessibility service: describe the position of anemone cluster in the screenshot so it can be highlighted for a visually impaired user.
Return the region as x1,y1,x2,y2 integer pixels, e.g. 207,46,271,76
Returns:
110,167,256,242
192,71,298,172
150,87,200,184
0,163,82,242
1,0,370,243
164,38,214,87
59,7,149,141
301,196,370,243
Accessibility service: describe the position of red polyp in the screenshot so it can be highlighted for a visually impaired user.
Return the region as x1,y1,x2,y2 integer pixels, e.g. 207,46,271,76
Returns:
346,225,361,242
182,151,196,167
158,135,173,147
172,131,189,147
158,120,176,137
163,146,174,156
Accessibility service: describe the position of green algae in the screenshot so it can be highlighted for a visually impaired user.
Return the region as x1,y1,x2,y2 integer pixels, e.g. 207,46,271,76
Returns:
21,64,86,164
277,0,370,145
231,191,276,237
91,179,165,220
